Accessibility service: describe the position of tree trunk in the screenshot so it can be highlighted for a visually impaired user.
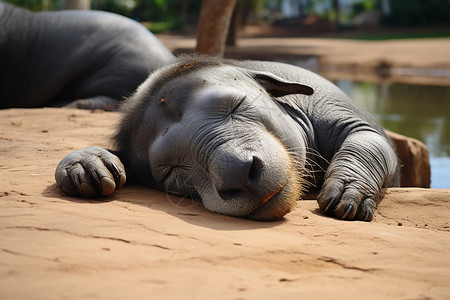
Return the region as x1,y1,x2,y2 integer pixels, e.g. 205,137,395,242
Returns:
60,0,90,10
226,1,243,46
195,0,238,56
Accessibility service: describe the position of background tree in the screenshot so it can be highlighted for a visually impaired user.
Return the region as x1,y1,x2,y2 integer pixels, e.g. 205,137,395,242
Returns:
225,1,244,47
195,0,238,56
226,0,268,46
381,0,450,26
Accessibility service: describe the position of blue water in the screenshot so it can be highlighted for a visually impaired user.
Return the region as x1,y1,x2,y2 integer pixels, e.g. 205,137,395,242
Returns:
335,80,450,188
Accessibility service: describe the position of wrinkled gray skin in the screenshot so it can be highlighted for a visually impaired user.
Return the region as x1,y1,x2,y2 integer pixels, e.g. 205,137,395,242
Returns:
0,2,174,110
56,56,400,221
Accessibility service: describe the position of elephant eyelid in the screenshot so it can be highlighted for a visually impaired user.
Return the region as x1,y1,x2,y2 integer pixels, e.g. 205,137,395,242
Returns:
162,164,190,187
161,166,176,186
229,95,246,115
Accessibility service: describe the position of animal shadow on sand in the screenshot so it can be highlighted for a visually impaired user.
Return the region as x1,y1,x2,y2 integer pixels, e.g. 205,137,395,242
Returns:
42,183,292,231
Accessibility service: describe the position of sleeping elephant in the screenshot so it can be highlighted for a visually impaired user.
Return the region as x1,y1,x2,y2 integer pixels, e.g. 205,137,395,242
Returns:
55,56,400,221
0,1,175,110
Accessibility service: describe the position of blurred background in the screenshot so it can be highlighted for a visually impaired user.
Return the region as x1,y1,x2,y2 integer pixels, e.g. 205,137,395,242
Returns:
5,0,450,188
5,0,450,36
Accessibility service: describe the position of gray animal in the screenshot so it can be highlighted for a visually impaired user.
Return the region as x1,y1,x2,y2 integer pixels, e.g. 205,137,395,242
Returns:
0,1,174,110
55,56,400,221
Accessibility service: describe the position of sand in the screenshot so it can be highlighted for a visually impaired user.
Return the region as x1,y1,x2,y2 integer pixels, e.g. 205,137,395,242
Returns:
1,108,449,299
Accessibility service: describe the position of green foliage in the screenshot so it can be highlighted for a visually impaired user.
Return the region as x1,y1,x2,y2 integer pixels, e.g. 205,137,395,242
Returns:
143,20,183,33
5,0,203,28
91,0,134,17
351,0,375,17
91,0,197,21
382,0,450,26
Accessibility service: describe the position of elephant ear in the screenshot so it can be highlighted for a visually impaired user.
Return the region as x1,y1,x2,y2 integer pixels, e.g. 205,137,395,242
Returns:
251,71,314,97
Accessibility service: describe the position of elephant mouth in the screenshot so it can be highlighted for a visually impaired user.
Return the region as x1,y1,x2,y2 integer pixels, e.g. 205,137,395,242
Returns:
260,185,283,205
246,181,297,221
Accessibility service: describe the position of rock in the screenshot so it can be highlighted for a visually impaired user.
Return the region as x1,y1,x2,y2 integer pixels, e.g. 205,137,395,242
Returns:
386,130,431,188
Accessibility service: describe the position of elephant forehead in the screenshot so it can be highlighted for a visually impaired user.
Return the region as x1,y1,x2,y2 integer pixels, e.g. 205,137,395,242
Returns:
165,65,252,91
153,73,259,117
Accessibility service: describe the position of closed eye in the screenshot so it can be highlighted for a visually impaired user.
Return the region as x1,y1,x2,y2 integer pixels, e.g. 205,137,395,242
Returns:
161,166,176,186
161,166,197,197
161,164,190,186
228,95,246,116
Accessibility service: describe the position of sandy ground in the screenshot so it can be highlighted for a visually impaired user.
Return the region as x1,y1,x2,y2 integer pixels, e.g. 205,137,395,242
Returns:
1,108,450,299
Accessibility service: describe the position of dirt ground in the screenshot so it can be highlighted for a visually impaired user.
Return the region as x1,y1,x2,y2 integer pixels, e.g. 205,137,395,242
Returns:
1,37,450,299
1,108,449,300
